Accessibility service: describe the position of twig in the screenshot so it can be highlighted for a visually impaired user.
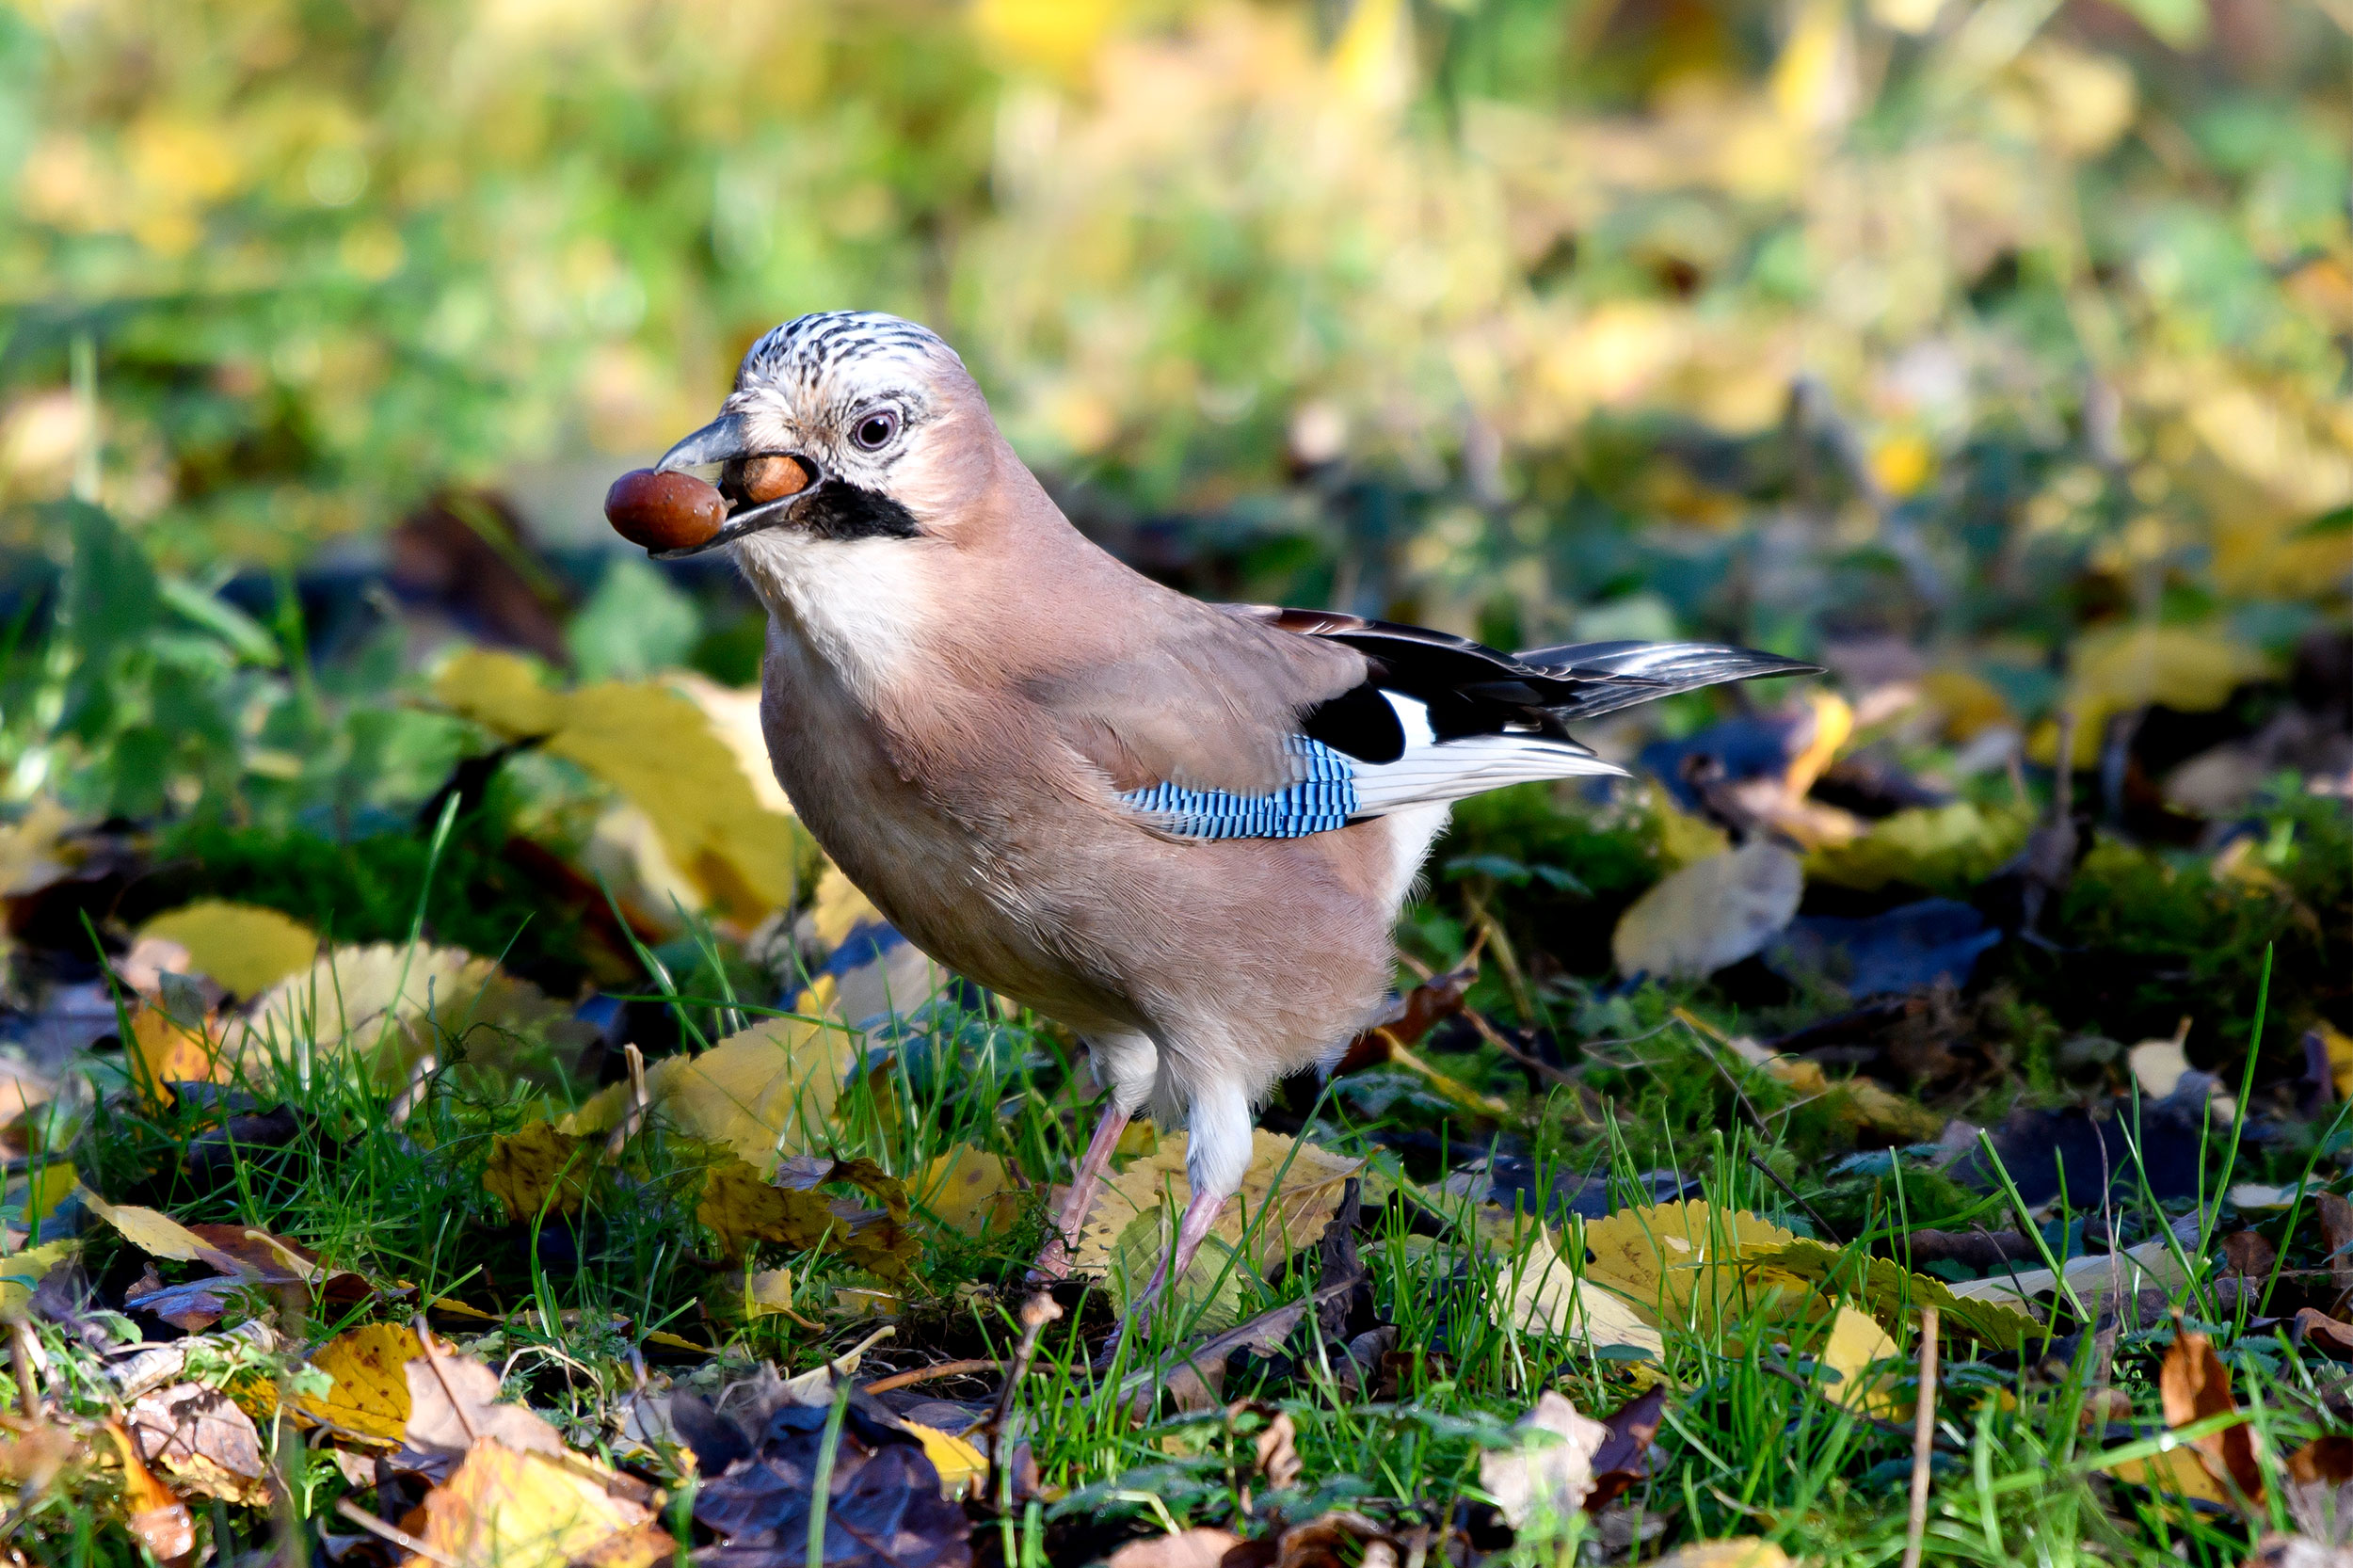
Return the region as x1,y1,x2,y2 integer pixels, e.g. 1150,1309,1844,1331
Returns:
410,1317,479,1443
334,1498,456,1567
986,1292,1063,1460
1902,1305,1940,1568
861,1358,1005,1396
1745,1151,1843,1245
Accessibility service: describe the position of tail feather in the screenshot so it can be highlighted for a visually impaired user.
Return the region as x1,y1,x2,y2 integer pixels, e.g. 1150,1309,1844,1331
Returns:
1514,640,1821,723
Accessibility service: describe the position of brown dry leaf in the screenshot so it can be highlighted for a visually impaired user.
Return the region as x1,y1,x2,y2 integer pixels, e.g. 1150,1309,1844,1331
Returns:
124,1382,269,1506
1071,1128,1360,1277
403,1436,652,1568
484,1121,593,1223
913,1144,1026,1238
2282,1436,2353,1546
0,1420,77,1493
404,1334,568,1461
1479,1389,1611,1535
435,648,806,922
2316,1192,2353,1302
1611,841,1803,980
2160,1326,2264,1507
1106,1529,1243,1568
2222,1229,2280,1281
294,1322,420,1445
1252,1408,1302,1492
567,1521,681,1568
2297,1310,2353,1361
104,1418,195,1568
137,902,319,997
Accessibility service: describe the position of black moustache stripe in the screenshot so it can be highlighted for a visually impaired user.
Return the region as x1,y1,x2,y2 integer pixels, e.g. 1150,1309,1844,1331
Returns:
796,479,923,542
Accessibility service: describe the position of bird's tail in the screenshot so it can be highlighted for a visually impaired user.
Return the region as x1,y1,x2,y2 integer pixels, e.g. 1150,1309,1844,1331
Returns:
1513,640,1821,723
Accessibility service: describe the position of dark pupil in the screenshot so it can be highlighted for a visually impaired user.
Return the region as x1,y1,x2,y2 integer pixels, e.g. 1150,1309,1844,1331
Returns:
857,416,892,448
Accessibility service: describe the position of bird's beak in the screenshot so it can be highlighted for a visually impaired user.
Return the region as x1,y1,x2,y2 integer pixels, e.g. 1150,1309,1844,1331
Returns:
648,415,823,559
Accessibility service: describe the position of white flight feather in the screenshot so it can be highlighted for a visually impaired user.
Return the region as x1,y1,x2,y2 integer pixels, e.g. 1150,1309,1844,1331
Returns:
1346,692,1625,818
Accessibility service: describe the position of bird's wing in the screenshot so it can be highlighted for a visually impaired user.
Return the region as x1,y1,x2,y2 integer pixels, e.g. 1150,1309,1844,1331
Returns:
1108,608,1815,841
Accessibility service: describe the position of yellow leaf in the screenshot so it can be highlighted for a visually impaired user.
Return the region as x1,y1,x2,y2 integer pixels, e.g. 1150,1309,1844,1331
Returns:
904,1419,989,1499
2110,1445,2233,1505
1784,691,1853,799
1653,1540,1795,1568
434,649,808,922
1758,1240,2038,1352
1582,1201,1801,1332
2317,1020,2353,1102
696,1159,836,1260
744,1268,803,1319
1803,803,2033,895
1818,1304,1909,1418
1070,1128,1361,1278
2037,625,2277,769
24,1162,75,1232
246,943,597,1090
1948,1238,2189,1314
483,1121,592,1223
1868,432,1936,499
0,1240,76,1315
138,902,319,997
79,1189,241,1271
1612,843,1803,980
1652,790,1731,870
295,1323,420,1445
124,1002,232,1105
971,0,1123,79
0,799,82,897
1107,1206,1248,1331
1918,668,2013,742
1482,1222,1663,1358
807,864,888,951
404,1438,651,1568
913,1144,1026,1239
633,1009,859,1171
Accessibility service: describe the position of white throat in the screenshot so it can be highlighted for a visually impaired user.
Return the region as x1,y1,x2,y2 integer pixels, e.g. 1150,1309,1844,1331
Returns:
733,531,928,703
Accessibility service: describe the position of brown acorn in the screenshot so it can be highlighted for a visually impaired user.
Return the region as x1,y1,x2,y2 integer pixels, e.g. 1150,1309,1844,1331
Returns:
724,453,812,507
603,469,728,552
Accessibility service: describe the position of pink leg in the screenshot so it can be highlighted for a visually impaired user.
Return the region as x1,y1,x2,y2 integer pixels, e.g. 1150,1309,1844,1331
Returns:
1124,1184,1233,1340
1029,1100,1131,1281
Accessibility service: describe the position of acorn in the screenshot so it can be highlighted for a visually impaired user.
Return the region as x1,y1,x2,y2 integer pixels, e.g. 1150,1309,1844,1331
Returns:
604,469,728,552
724,453,813,508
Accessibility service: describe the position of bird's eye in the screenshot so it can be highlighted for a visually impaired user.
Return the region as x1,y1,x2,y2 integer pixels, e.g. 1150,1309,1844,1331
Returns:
851,409,900,451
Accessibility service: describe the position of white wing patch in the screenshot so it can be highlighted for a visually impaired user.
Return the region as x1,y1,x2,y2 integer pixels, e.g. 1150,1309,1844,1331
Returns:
1348,693,1625,818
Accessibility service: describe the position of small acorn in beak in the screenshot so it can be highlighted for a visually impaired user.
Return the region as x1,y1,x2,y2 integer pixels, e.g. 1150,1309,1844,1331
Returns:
604,452,815,556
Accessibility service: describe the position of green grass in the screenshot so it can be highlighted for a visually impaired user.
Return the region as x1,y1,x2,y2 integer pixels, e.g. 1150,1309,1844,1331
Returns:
8,904,2342,1568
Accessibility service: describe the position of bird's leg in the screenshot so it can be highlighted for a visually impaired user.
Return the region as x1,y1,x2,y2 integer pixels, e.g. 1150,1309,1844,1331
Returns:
1029,1099,1130,1282
1121,1183,1234,1344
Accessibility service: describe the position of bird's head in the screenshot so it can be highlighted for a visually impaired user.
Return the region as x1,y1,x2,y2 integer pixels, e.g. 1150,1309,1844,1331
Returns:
648,311,998,560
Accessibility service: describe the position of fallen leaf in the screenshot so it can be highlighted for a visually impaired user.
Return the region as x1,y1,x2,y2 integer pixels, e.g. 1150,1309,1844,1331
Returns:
1948,1239,2189,1315
904,1419,989,1499
1108,1206,1250,1331
138,901,319,997
571,1009,858,1171
2161,1326,2264,1507
2041,625,2277,769
295,1322,420,1445
1483,1222,1663,1357
436,648,808,922
697,1158,838,1261
2316,1193,2353,1301
1648,1540,1793,1568
104,1418,195,1568
403,1333,568,1462
1581,1201,1802,1332
1071,1128,1361,1279
0,1420,76,1493
405,1436,652,1568
568,1520,683,1568
246,943,597,1090
2111,1445,2233,1506
80,1191,247,1273
1252,1409,1302,1492
124,1382,269,1505
1480,1389,1610,1535
484,1120,593,1223
1803,803,2032,895
0,1240,80,1316
1107,1529,1243,1568
2297,1310,2353,1361
1758,1240,2037,1352
1587,1385,1669,1510
1817,1304,1908,1418
912,1144,1026,1239
1612,841,1803,980
2283,1436,2353,1546
2222,1229,2279,1281
123,1002,231,1104
1762,899,2002,1000
690,1386,969,1567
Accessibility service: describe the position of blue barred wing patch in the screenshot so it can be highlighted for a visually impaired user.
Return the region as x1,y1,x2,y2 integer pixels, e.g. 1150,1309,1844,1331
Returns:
1119,737,1359,840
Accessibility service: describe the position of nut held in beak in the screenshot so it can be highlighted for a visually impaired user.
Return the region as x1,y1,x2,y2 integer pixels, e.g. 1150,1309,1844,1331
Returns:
725,453,812,507
604,469,727,552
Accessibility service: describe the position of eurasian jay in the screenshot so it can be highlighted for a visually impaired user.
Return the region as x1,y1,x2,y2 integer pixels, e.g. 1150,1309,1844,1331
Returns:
636,312,1812,1309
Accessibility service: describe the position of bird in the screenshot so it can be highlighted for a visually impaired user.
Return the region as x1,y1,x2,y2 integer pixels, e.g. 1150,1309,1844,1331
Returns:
639,311,1814,1316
